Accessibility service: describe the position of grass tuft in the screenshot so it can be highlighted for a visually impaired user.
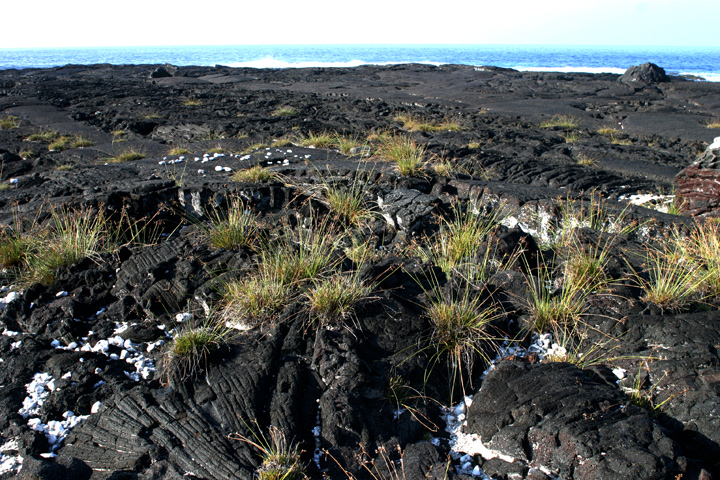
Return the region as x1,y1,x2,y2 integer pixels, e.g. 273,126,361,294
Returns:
163,320,231,384
540,115,579,129
23,207,111,286
576,153,598,166
0,116,20,130
307,272,373,325
231,425,306,480
271,106,298,117
182,98,201,106
704,118,720,129
202,196,259,250
377,135,426,176
106,148,145,163
394,114,464,132
562,131,581,143
26,130,60,142
232,165,277,182
221,271,291,329
168,146,190,155
298,131,336,148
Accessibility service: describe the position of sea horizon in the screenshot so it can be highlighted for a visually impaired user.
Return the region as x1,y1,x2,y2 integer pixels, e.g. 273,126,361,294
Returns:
2,44,719,81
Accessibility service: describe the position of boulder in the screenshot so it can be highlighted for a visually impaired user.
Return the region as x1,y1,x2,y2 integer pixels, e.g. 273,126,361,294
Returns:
675,137,720,216
377,188,439,233
619,62,669,85
463,361,679,479
149,64,179,78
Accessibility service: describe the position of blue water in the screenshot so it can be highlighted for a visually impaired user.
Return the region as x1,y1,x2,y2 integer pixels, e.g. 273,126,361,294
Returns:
1,44,719,81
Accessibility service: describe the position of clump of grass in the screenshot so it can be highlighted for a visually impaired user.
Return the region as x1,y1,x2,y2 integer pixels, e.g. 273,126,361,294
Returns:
48,135,94,151
307,272,373,326
111,130,127,141
685,220,720,298
221,271,291,329
466,141,481,149
207,146,227,154
231,425,306,480
423,276,501,394
540,115,579,129
258,222,340,285
597,126,620,135
377,135,426,176
55,164,75,171
140,112,160,120
344,237,376,266
636,243,707,311
541,323,623,370
576,153,598,166
201,196,259,250
48,136,72,151
182,98,201,106
163,320,231,384
524,254,589,333
609,134,633,146
418,202,506,280
0,116,20,130
106,148,145,163
298,131,336,148
168,146,190,155
270,138,294,148
337,134,365,155
562,131,581,143
561,232,613,292
72,135,94,148
23,207,111,286
271,106,298,117
704,118,720,129
26,130,59,142
394,114,464,132
546,195,635,249
300,168,376,228
0,221,40,270
241,143,269,154
232,165,277,182
19,149,34,159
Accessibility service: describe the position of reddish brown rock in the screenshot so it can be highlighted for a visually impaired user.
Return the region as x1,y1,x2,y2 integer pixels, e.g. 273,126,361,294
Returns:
676,137,720,216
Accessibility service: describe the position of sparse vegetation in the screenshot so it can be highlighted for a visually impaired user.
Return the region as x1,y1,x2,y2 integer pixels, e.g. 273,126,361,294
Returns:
163,320,231,384
563,131,581,143
231,165,277,182
0,115,20,130
231,425,306,480
271,106,298,117
221,271,291,328
704,118,720,129
576,153,598,166
377,135,426,176
597,126,620,135
22,207,112,286
241,143,269,154
610,134,633,146
540,114,579,128
168,146,190,155
26,130,60,142
258,222,340,286
201,196,259,250
106,148,145,163
394,114,464,132
636,243,707,311
298,131,336,148
307,272,374,325
182,98,201,106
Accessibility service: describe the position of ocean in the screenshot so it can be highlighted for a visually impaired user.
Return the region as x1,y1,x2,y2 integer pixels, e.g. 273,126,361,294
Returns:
1,44,719,81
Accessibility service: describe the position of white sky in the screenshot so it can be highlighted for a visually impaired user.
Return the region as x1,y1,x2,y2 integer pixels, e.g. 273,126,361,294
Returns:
2,0,718,49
